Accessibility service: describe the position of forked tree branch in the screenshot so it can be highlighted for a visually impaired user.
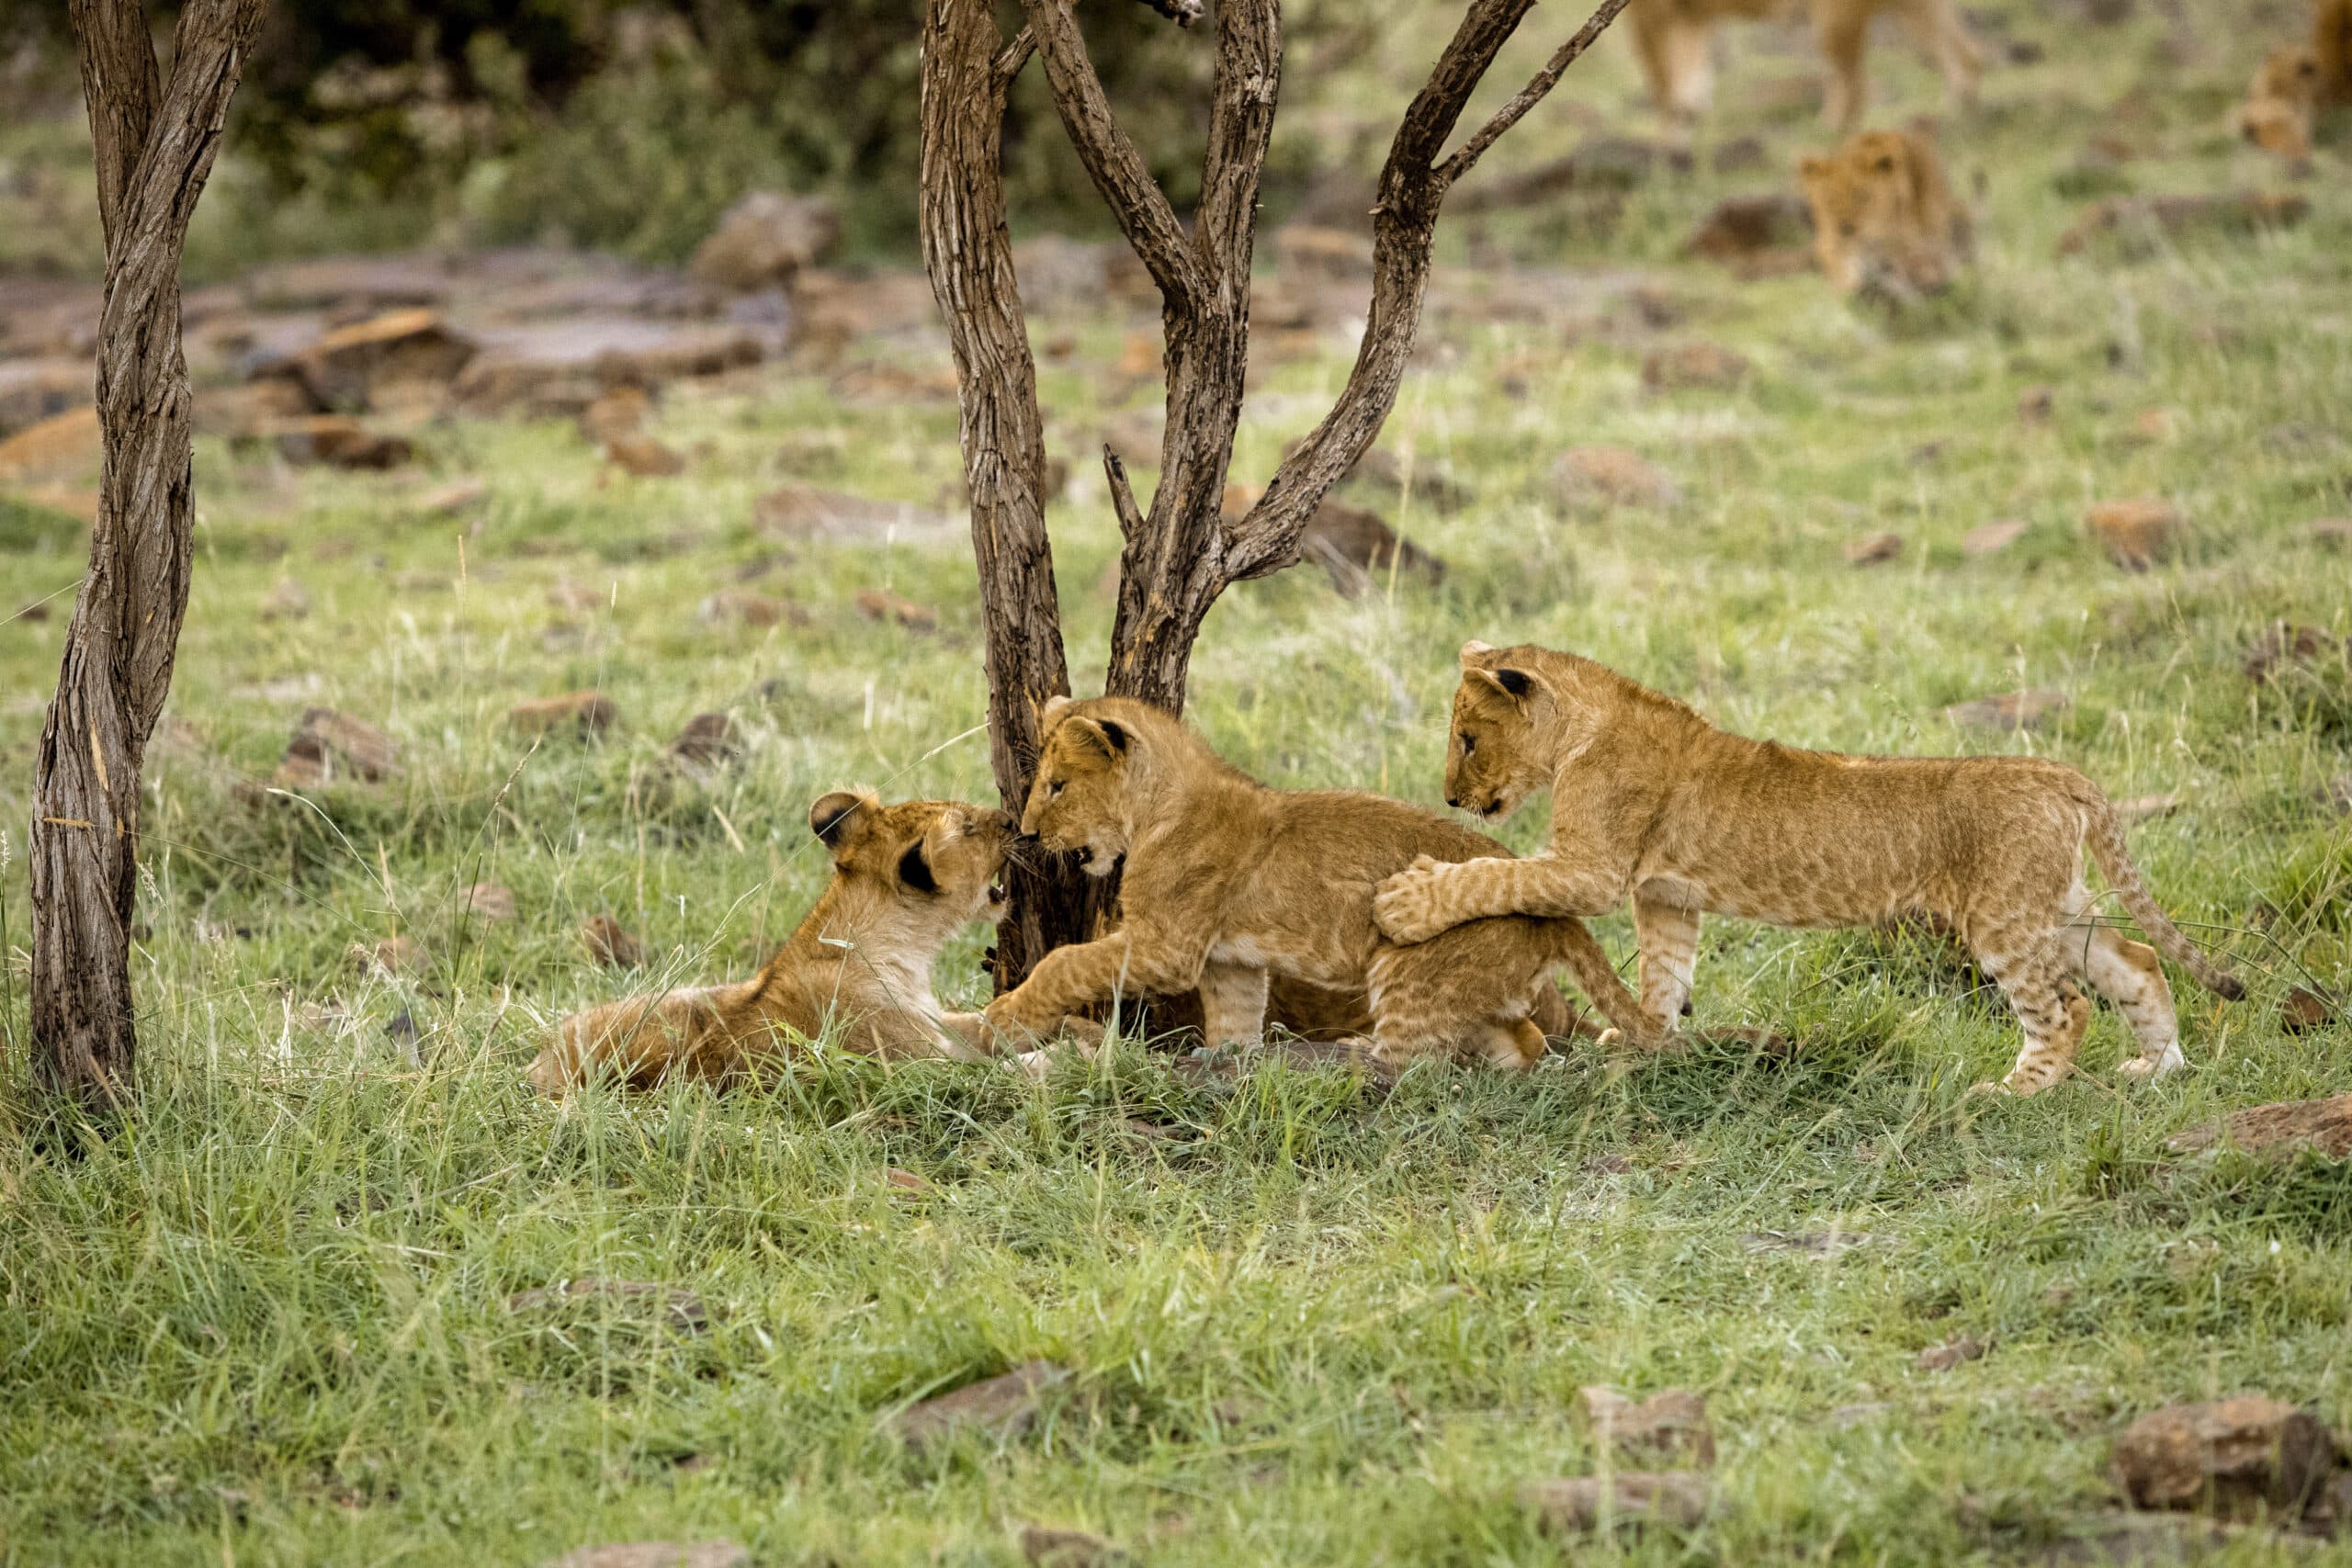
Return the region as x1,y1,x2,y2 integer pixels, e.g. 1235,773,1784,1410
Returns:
1192,0,1280,284
1224,0,1630,581
1019,0,1204,306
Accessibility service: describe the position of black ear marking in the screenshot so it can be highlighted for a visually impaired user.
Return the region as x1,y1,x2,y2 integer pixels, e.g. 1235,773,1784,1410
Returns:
1495,669,1533,699
1096,719,1128,754
898,841,937,894
810,789,868,845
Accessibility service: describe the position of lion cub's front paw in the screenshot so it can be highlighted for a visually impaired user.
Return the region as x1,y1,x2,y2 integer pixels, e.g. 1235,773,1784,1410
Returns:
982,995,1051,1049
1373,863,1453,945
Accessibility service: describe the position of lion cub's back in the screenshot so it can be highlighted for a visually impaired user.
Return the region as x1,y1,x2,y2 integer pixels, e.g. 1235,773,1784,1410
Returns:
1280,789,1521,879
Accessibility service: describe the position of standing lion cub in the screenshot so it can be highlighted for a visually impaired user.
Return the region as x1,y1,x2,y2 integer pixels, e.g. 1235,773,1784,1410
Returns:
980,696,1662,1069
1373,643,2245,1096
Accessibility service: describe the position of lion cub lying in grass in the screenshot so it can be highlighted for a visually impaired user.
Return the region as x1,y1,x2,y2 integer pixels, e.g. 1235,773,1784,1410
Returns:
979,696,1658,1069
532,792,1079,1091
1798,126,1971,301
1374,643,2245,1096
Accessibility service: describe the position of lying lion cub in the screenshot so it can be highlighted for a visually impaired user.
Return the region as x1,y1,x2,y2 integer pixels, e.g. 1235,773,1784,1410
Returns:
532,792,1067,1091
1374,643,2245,1096
979,696,1658,1069
1798,126,1971,300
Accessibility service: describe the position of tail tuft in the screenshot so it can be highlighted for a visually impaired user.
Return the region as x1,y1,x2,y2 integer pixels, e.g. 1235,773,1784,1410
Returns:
2212,974,2247,1003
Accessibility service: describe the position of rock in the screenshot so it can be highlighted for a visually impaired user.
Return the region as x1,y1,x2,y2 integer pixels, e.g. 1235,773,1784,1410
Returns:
1681,194,1814,267
0,358,91,437
790,269,945,357
699,590,802,629
855,589,939,632
2312,519,2351,548
1845,532,1903,567
1579,1387,1716,1465
830,361,961,404
452,321,764,416
580,385,650,446
254,308,477,412
752,483,956,542
0,405,100,482
1018,1524,1125,1567
354,935,429,979
603,434,686,478
1298,500,1447,597
419,479,490,517
2171,1091,2350,1156
1520,1472,1710,1534
194,378,318,442
1962,518,2031,556
509,692,618,736
1917,1334,1990,1371
277,708,400,786
546,1545,746,1568
274,415,413,470
1102,408,1166,461
2058,193,2309,256
884,1360,1069,1451
464,883,517,922
689,190,841,291
2244,623,2343,682
2085,498,2183,570
259,578,311,621
2109,1397,2338,1517
582,915,646,970
670,713,742,770
1712,134,1771,174
1272,224,1374,280
243,253,452,313
2280,988,2340,1036
2018,386,2055,424
1643,342,1752,392
886,1168,935,1194
1944,690,2069,732
1554,446,1678,511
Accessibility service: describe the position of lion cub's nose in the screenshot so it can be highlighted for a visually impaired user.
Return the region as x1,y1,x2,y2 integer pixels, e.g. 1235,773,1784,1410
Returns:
1445,795,1463,809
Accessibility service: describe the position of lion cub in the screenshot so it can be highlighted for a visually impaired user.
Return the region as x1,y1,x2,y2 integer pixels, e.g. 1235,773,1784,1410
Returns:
980,696,1659,1069
1799,126,1971,299
1374,643,2245,1096
532,792,1063,1091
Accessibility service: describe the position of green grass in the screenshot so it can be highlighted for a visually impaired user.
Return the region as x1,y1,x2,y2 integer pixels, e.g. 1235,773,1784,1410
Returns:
4,1,2352,1562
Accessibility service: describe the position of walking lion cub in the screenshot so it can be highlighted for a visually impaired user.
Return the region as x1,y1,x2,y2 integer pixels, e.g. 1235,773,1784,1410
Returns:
979,696,1659,1068
1373,643,2245,1096
531,792,1073,1091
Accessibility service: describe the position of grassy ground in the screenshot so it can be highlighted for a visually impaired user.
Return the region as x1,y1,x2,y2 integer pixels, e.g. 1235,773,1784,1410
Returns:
4,1,2352,1562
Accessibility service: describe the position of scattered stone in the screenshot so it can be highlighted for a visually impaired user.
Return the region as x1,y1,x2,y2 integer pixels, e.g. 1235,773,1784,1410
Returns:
580,385,650,446
464,883,517,922
2312,519,2351,548
690,190,841,291
1554,446,1678,511
546,1544,746,1568
243,253,451,314
260,578,311,621
1917,1334,1990,1371
354,935,428,979
453,320,764,416
604,434,686,478
509,692,618,737
1845,532,1903,567
855,589,939,632
194,378,317,440
2280,988,2341,1037
886,1168,935,1194
274,415,413,470
2018,386,2055,424
670,713,742,770
419,478,489,516
1272,224,1374,280
2058,193,2309,256
1962,517,2031,556
1943,691,2069,733
1296,499,1446,596
2085,498,2183,570
581,915,646,970
752,484,956,543
1742,1229,1875,1258
0,405,100,482
884,1360,1070,1451
1681,194,1814,275
2171,1091,2350,1157
2244,623,2343,682
1712,134,1771,174
1520,1472,1710,1535
699,589,801,629
1579,1387,1717,1466
254,308,477,412
1018,1523,1125,1567
277,707,400,786
0,357,91,437
1642,341,1752,392
2109,1397,2338,1518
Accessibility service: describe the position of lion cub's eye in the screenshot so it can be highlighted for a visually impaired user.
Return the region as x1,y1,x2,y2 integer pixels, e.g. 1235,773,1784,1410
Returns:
1049,780,1066,796
1459,732,1476,755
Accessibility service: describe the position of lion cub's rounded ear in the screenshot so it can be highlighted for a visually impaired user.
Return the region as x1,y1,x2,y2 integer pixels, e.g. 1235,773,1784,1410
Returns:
1067,716,1129,760
1469,666,1540,703
1459,639,1495,663
809,789,876,850
1799,155,1830,184
1037,694,1075,733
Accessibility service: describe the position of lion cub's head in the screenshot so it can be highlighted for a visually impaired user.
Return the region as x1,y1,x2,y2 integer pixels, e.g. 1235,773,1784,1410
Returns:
2236,46,2321,158
1021,695,1139,877
809,789,1015,931
1445,641,1561,824
1799,127,1967,299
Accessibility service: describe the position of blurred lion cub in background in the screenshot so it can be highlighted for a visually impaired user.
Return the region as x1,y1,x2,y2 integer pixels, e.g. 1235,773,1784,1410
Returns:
1632,0,1984,130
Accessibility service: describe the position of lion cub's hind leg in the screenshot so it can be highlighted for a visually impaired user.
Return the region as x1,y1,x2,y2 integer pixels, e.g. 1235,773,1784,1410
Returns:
1972,929,2094,1095
2059,885,2185,1081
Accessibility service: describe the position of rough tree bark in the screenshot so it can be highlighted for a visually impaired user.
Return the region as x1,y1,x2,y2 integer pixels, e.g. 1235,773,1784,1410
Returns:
28,0,268,1106
918,0,1631,989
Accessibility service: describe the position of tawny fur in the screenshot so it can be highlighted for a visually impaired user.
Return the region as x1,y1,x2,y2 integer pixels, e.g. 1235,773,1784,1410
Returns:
1631,0,1983,130
2235,45,2324,158
530,792,1075,1092
2318,0,2352,106
980,696,1661,1071
1372,643,2246,1096
1798,126,1972,299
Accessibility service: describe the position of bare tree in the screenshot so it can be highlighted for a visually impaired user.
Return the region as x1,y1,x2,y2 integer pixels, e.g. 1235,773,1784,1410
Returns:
919,0,1632,988
28,0,268,1106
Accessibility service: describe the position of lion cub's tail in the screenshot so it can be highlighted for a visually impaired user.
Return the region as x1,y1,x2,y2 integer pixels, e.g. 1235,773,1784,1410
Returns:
2081,796,2246,1000
1541,917,1673,1050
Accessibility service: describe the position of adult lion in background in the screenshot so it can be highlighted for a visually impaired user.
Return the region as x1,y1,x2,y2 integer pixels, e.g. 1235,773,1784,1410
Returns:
981,696,1665,1071
1798,125,1972,299
531,792,1083,1091
1633,0,1984,130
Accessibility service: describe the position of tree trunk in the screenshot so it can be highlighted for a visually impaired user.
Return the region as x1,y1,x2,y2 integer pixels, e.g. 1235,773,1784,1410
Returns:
28,0,266,1106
